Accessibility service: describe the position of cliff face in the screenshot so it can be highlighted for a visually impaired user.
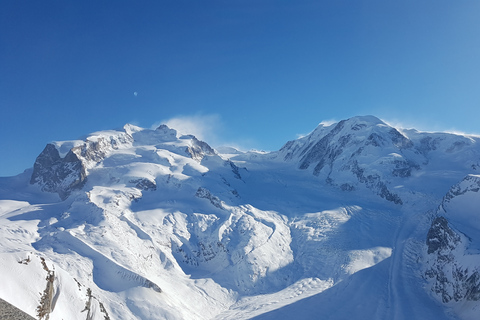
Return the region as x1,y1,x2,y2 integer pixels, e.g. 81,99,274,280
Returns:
424,175,480,312
30,144,87,200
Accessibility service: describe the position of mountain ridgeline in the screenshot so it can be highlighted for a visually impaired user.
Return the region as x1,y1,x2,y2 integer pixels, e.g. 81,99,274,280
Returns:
1,115,479,320
277,115,479,204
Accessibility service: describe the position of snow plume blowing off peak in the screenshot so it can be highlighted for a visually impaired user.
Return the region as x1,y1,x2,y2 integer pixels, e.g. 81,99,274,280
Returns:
156,114,223,146
2,115,480,320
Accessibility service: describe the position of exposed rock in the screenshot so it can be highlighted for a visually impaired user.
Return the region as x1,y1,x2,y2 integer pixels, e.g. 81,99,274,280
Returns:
425,216,480,303
225,160,243,180
0,298,35,320
350,160,403,204
391,159,419,178
36,258,55,320
30,144,87,200
156,124,178,140
299,120,346,172
30,130,134,200
280,117,411,204
426,217,460,255
417,136,440,155
195,187,224,209
73,133,133,167
186,137,216,161
130,178,157,191
388,128,413,149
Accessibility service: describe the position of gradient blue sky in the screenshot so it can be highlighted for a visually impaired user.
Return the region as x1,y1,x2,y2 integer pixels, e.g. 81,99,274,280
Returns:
1,1,480,176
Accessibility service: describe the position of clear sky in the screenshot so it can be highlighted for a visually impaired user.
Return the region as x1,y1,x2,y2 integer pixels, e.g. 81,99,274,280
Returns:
1,1,480,176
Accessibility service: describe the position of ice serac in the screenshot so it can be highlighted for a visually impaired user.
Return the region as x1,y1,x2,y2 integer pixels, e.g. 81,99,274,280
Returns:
424,175,480,316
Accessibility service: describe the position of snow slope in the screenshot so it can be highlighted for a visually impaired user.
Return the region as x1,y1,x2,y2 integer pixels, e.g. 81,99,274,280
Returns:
0,116,479,319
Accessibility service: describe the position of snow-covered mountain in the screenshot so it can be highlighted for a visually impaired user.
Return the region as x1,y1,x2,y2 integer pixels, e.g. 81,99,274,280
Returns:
0,115,479,319
424,175,480,319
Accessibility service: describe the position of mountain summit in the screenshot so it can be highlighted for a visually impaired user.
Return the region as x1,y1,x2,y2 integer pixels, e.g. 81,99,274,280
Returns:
278,115,480,205
1,116,479,319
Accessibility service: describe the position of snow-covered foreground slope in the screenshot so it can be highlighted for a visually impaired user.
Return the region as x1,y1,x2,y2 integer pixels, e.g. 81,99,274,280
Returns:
1,116,479,319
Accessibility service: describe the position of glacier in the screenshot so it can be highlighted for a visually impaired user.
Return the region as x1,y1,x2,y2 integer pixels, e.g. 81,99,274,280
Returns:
0,115,479,319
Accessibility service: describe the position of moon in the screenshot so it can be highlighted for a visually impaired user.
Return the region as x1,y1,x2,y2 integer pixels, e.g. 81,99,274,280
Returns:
133,92,138,97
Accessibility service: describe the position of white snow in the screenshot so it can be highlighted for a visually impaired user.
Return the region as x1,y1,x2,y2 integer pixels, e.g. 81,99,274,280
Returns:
1,116,479,319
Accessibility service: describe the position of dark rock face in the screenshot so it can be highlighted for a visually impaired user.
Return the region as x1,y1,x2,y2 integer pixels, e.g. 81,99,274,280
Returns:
426,217,460,255
186,137,216,161
195,187,224,209
225,160,242,180
391,159,419,178
350,160,403,204
424,216,480,303
0,298,35,320
74,140,108,163
299,120,347,173
29,130,134,200
30,144,87,200
389,128,414,149
417,136,440,156
130,178,157,191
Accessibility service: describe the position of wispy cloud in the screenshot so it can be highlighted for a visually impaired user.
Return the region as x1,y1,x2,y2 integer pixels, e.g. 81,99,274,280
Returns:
380,117,480,138
153,114,224,144
319,119,337,127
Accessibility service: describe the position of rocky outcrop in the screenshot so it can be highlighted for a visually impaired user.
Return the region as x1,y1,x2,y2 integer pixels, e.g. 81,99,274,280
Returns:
36,258,55,320
349,160,403,204
30,144,87,200
195,187,224,209
424,216,480,303
130,178,157,191
426,217,460,255
0,298,35,320
424,176,480,308
225,159,243,180
71,133,133,168
186,137,216,161
30,130,134,200
298,119,347,173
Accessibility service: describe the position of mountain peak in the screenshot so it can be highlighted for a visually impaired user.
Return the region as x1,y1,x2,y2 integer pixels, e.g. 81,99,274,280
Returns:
345,115,385,125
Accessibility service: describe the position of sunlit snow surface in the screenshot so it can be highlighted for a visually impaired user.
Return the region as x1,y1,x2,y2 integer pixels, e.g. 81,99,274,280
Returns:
1,118,479,319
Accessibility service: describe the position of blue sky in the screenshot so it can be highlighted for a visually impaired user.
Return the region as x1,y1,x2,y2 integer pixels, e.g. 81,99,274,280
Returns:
1,1,480,176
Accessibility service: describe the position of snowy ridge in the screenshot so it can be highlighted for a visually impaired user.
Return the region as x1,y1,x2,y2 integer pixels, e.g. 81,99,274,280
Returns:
424,175,480,319
1,116,480,319
276,116,480,205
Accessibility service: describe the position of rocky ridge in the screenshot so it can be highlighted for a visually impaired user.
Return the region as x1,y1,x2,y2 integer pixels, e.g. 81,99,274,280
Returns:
424,175,480,310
